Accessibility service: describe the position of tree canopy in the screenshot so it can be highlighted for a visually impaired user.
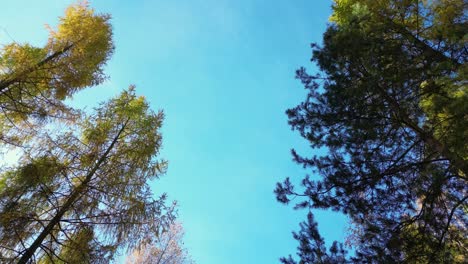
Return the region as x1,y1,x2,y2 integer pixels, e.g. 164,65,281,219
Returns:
0,2,113,146
0,3,174,263
276,0,467,262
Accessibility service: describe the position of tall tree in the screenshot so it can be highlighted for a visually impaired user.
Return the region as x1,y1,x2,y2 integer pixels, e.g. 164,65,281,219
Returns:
0,2,174,262
125,222,194,264
0,88,175,263
0,2,113,146
276,0,467,262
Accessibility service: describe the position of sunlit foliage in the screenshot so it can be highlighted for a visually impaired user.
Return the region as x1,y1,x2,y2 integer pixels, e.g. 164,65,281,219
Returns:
0,88,175,263
0,3,174,263
0,1,113,146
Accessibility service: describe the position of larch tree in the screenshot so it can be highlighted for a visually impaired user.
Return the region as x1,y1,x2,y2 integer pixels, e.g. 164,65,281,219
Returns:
276,0,467,263
125,222,194,264
0,2,175,263
0,88,175,263
0,2,113,146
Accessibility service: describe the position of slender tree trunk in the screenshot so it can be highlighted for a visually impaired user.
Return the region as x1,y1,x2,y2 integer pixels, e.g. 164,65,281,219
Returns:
17,122,127,264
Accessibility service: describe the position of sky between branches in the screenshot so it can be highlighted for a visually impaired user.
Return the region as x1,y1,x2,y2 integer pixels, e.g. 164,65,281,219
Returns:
0,1,346,263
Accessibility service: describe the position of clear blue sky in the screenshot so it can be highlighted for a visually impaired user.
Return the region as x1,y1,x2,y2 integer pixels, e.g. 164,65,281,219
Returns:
1,1,347,263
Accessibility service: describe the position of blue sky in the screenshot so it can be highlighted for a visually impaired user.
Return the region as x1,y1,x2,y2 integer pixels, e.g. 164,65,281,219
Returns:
1,1,347,263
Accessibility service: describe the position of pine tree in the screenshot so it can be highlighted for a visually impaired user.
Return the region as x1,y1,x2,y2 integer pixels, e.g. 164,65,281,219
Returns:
276,0,467,262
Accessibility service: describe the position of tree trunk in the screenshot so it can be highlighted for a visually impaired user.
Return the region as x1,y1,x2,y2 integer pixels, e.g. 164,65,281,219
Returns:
17,122,126,264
